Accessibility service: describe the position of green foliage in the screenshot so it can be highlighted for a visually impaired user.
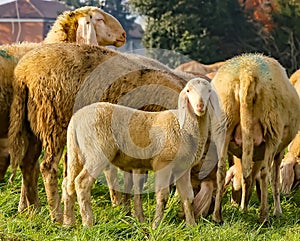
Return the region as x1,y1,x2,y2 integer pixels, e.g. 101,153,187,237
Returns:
130,0,300,73
258,0,300,74
130,0,264,67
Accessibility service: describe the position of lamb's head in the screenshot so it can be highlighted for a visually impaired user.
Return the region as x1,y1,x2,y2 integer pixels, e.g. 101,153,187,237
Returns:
178,78,221,128
76,6,126,47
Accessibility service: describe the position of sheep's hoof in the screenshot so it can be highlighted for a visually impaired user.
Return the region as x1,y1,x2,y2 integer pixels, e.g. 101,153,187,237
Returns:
152,220,160,230
258,218,270,227
258,215,269,225
212,213,223,225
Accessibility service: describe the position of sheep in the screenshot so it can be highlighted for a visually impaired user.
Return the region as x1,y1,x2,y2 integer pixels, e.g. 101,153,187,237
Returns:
62,78,223,227
280,133,300,195
211,53,300,224
9,42,209,223
44,6,126,46
0,43,41,181
175,60,224,78
1,5,125,209
280,69,300,195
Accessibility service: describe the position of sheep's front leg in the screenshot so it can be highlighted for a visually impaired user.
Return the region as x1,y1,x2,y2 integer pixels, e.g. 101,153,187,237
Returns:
272,151,284,217
133,170,147,222
122,171,133,216
40,148,64,223
213,133,231,224
152,168,172,229
104,165,122,206
176,169,196,226
19,133,42,212
75,168,96,227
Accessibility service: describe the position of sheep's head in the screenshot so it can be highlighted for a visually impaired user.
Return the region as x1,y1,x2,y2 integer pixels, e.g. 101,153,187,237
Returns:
76,6,126,47
178,78,221,128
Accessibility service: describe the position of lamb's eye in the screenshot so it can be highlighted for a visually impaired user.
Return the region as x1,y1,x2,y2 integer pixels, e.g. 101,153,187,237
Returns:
186,89,190,93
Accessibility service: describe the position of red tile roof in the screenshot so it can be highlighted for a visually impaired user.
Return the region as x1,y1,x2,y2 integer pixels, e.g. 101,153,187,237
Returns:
0,0,71,19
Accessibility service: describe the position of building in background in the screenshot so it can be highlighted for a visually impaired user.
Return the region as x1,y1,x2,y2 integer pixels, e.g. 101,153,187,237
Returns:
0,0,143,52
0,0,71,44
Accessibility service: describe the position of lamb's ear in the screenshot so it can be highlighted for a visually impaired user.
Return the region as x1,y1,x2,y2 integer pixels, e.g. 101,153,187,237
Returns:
76,16,98,45
208,89,221,122
178,91,187,129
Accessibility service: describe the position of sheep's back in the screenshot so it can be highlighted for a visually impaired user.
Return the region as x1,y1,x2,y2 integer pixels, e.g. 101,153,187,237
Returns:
73,54,192,113
13,43,118,149
212,53,300,147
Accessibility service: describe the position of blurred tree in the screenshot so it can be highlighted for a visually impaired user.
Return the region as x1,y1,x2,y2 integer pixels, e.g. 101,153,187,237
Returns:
256,0,300,74
130,0,300,72
129,0,264,67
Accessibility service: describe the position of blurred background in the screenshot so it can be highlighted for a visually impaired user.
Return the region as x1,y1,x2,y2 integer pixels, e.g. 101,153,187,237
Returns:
0,0,299,74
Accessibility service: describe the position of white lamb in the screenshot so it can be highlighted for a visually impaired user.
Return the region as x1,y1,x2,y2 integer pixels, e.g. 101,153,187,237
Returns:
62,78,224,228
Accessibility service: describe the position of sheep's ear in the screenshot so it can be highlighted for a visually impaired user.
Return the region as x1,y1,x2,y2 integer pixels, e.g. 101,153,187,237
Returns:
76,16,98,45
208,90,221,122
178,91,187,129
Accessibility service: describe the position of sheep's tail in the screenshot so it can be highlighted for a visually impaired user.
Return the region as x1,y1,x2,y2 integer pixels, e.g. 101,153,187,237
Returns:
239,68,256,179
8,80,29,182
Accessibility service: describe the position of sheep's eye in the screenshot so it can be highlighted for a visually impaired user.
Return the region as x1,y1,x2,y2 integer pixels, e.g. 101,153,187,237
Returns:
186,89,190,93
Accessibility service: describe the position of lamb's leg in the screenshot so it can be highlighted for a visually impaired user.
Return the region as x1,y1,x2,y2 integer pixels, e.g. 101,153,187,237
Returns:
133,170,147,222
272,151,284,217
62,177,76,226
193,179,214,219
75,168,96,227
176,169,196,226
40,147,64,223
213,133,231,224
104,165,122,206
18,133,42,212
152,168,172,229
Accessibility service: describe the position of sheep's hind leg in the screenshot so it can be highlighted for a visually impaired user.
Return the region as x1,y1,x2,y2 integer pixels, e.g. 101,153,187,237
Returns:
75,168,96,227
0,136,10,181
0,154,10,181
259,145,276,223
62,177,76,226
272,151,284,217
40,148,64,223
19,133,42,213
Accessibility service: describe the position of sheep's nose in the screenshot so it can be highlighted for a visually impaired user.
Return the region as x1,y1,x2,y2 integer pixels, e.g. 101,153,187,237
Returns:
196,103,204,111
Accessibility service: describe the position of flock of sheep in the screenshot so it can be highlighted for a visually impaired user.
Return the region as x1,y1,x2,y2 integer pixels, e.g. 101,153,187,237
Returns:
1,5,300,228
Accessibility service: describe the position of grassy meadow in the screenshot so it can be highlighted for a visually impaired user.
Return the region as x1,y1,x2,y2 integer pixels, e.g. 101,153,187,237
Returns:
0,164,300,241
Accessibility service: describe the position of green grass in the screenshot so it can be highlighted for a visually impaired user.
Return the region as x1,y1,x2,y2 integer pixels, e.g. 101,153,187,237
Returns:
0,167,300,241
